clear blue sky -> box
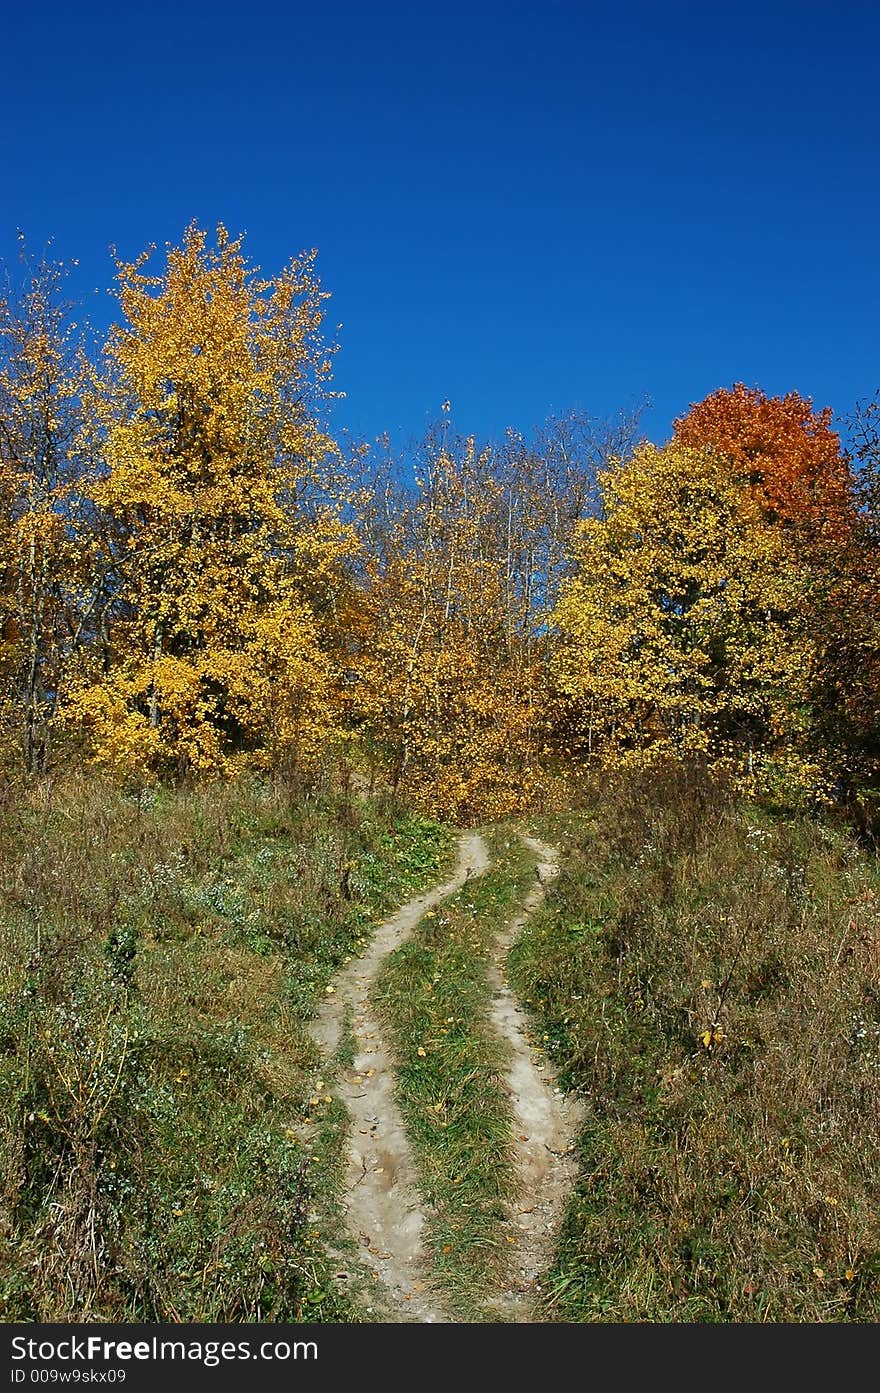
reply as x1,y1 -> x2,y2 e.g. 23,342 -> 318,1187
3,0 -> 878,451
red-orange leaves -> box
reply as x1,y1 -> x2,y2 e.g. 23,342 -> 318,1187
674,384 -> 854,546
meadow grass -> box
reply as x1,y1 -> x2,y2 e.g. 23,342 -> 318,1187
0,772 -> 450,1321
512,765 -> 880,1321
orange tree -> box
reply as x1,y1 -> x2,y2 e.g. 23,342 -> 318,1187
675,384 -> 869,798
674,383 -> 852,542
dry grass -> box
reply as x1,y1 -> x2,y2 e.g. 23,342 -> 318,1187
511,764 -> 880,1321
0,772 -> 449,1321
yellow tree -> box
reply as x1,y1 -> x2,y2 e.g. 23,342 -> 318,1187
0,246 -> 90,773
350,409 -> 643,820
552,441 -> 820,797
68,223 -> 352,780
353,433 -> 545,821
675,384 -> 869,798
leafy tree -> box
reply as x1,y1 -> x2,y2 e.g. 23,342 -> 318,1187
67,223 -> 351,780
823,389 -> 880,813
0,245 -> 91,773
354,433 -> 539,820
676,383 -> 875,802
674,382 -> 853,544
552,441 -> 820,797
351,410 -> 641,821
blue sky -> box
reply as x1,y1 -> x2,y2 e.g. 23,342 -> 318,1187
3,0 -> 878,451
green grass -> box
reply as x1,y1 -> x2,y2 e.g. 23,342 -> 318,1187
509,764 -> 880,1322
373,829 -> 537,1319
0,773 -> 451,1322
10,756 -> 875,1324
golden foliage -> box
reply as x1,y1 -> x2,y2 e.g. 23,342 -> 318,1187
0,249 -> 90,773
2,230 -> 878,821
67,223 -> 350,779
352,439 -> 548,821
552,441 -> 822,797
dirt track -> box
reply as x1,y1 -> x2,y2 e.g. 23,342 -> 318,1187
485,836 -> 585,1319
308,830 -> 582,1321
310,833 -> 489,1321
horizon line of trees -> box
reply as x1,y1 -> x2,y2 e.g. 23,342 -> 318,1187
3,223 -> 880,822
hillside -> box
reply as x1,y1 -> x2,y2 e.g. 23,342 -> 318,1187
2,767 -> 878,1323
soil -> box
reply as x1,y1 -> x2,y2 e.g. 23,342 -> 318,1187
307,829 -> 583,1322
484,835 -> 585,1319
309,833 -> 490,1322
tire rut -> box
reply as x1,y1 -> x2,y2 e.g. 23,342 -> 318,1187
308,832 -> 491,1322
484,834 -> 585,1321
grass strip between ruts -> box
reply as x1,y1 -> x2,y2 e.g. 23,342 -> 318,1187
373,829 -> 537,1320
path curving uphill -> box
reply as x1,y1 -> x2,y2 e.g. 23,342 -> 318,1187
485,835 -> 585,1320
309,832 -> 491,1322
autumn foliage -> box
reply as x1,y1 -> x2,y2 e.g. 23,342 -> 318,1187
551,441 -> 819,796
67,225 -> 352,780
673,383 -> 876,803
352,436 -> 546,820
0,249 -> 91,774
2,227 -> 879,820
674,383 -> 854,542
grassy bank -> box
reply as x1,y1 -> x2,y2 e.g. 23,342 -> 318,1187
0,774 -> 449,1321
374,831 -> 537,1319
511,767 -> 880,1321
